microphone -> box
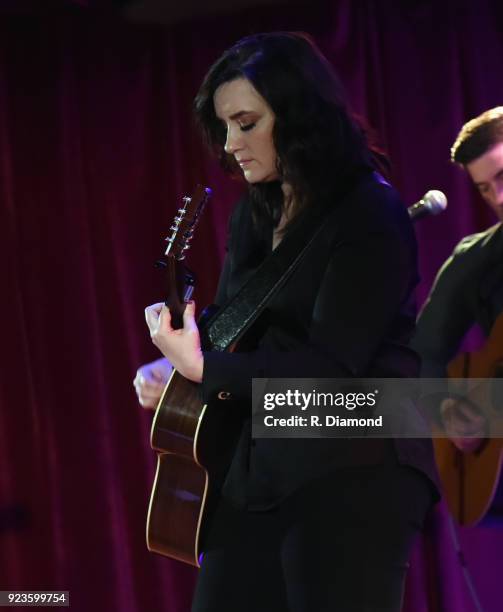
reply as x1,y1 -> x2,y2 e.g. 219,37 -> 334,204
408,190 -> 447,221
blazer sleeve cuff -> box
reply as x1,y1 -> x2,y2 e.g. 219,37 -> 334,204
201,350 -> 266,404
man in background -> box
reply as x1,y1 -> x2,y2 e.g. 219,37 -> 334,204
412,106 -> 503,452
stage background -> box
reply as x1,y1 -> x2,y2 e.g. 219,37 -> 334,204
1,1 -> 503,610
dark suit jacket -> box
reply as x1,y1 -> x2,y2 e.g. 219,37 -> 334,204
201,172 -> 440,510
412,223 -> 503,377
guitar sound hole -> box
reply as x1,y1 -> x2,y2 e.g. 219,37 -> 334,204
491,361 -> 503,414
492,362 -> 503,378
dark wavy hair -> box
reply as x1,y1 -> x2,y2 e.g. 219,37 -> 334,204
194,32 -> 373,229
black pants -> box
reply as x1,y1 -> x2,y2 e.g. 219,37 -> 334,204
192,464 -> 435,612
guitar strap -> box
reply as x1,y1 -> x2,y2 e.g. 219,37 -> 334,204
200,170 -> 378,352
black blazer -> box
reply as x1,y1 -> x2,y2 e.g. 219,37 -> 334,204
201,172 -> 440,510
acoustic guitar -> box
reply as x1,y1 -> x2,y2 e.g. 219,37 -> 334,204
433,312 -> 503,526
146,185 -> 243,566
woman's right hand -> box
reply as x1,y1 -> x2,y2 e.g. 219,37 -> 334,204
133,357 -> 173,410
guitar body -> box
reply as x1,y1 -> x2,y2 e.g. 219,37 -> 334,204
146,371 -> 243,566
147,453 -> 208,566
433,313 -> 503,526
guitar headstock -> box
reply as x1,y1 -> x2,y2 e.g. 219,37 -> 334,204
155,185 -> 211,329
164,185 -> 212,260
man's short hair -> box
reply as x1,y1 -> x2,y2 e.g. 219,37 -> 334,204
451,106 -> 503,165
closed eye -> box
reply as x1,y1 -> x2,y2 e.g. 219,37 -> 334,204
240,122 -> 256,132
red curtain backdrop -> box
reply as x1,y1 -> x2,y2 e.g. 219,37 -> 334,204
1,2 -> 503,611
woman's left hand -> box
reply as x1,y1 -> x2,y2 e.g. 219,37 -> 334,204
144,301 -> 203,383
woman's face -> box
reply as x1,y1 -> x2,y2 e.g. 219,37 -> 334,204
213,78 -> 279,183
